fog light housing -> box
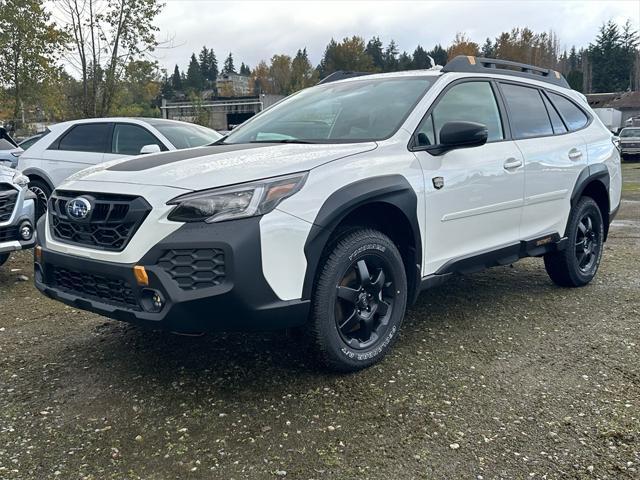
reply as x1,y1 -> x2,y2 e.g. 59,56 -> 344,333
19,221 -> 33,241
141,289 -> 165,313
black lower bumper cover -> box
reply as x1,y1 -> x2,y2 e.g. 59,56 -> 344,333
34,216 -> 309,332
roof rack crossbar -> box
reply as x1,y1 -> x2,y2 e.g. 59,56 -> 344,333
442,56 -> 570,88
317,71 -> 372,85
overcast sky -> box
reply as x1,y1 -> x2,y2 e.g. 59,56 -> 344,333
150,0 -> 638,71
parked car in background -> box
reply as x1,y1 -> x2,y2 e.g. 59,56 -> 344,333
0,166 -> 35,268
0,127 -> 23,169
18,131 -> 49,151
18,118 -> 222,217
619,127 -> 640,161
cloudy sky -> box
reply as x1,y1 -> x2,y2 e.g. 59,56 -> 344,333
151,0 -> 638,71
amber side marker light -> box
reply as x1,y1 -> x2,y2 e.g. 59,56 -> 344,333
133,265 -> 149,286
34,246 -> 42,263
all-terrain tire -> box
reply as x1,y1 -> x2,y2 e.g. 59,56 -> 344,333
309,228 -> 408,372
28,179 -> 51,219
544,196 -> 604,287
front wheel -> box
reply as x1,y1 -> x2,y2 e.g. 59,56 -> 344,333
309,228 -> 408,372
544,196 -> 604,287
28,179 -> 51,220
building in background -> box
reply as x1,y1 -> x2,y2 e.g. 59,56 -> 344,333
587,91 -> 640,129
160,94 -> 284,131
216,73 -> 251,97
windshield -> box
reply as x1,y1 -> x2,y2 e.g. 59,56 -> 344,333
153,122 -> 222,149
620,128 -> 640,137
223,77 -> 434,144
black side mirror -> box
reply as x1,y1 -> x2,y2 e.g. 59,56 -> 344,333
423,121 -> 488,155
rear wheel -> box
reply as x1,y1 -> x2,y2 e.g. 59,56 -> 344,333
28,179 -> 51,220
0,253 -> 9,267
309,228 -> 407,372
544,196 -> 604,287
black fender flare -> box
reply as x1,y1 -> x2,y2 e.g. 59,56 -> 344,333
570,163 -> 609,207
301,174 -> 422,301
569,163 -> 611,238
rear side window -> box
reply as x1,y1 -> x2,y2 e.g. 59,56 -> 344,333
547,92 -> 589,131
430,81 -> 504,143
56,123 -> 110,153
112,124 -> 162,155
542,93 -> 567,134
500,84 -> 553,139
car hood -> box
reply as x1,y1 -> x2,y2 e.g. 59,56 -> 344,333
67,142 -> 377,191
0,165 -> 16,183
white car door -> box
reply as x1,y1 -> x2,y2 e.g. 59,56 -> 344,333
40,122 -> 111,187
101,122 -> 167,163
412,80 -> 526,274
499,83 -> 589,240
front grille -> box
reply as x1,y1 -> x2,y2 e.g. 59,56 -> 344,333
157,249 -> 226,290
623,142 -> 640,148
51,266 -> 140,310
0,185 -> 18,223
49,190 -> 151,251
0,226 -> 18,242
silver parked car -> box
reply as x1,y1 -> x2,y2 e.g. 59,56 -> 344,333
0,127 -> 22,169
0,166 -> 36,267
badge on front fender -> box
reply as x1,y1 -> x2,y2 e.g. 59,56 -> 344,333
432,177 -> 444,190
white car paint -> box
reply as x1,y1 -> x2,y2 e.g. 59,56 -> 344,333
45,69 -> 621,302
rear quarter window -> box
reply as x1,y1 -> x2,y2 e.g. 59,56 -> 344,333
547,92 -> 589,131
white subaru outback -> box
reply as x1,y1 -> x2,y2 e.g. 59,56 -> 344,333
34,56 -> 622,371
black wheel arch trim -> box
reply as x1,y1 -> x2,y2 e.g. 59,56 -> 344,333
569,163 -> 611,239
301,174 -> 422,303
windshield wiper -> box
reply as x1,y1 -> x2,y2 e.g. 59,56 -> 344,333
249,139 -> 317,144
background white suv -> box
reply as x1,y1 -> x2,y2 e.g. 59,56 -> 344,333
34,56 -> 621,372
18,118 -> 221,216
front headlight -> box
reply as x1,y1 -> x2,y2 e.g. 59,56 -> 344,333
13,172 -> 29,188
167,172 -> 308,223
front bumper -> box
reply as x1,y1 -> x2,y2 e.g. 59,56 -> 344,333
34,216 -> 309,332
0,190 -> 36,254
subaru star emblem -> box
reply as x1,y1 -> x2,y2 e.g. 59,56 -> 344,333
67,197 -> 92,220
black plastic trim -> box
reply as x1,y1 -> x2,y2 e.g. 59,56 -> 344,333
301,175 -> 421,302
35,215 -> 309,332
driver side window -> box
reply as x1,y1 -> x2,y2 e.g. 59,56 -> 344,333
416,81 -> 504,147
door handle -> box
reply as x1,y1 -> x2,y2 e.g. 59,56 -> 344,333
503,158 -> 523,170
568,148 -> 583,160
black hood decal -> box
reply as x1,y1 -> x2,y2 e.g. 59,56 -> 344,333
107,143 -> 277,172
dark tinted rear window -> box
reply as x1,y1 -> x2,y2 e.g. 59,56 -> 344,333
57,123 -> 110,152
501,83 -> 553,139
548,92 -> 589,131
542,93 -> 567,134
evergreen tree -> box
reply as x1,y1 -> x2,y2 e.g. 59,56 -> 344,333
198,46 -> 218,87
171,64 -> 182,90
481,38 -> 495,57
365,36 -> 385,71
428,44 -> 448,66
397,51 -> 413,71
291,48 -> 317,90
239,62 -> 251,75
588,20 -> 638,92
318,36 -> 374,77
185,53 -> 204,91
223,53 -> 236,74
383,40 -> 399,72
412,45 -> 431,69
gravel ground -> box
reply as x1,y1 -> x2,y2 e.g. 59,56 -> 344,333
0,163 -> 639,480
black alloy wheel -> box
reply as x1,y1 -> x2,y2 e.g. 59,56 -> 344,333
574,211 -> 601,274
335,256 -> 395,349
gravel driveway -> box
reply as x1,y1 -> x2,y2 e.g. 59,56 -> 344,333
1,164 -> 638,479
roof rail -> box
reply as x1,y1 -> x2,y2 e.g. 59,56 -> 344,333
317,71 -> 372,85
442,55 -> 570,89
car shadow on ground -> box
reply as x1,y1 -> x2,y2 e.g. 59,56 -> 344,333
58,260 -> 557,395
